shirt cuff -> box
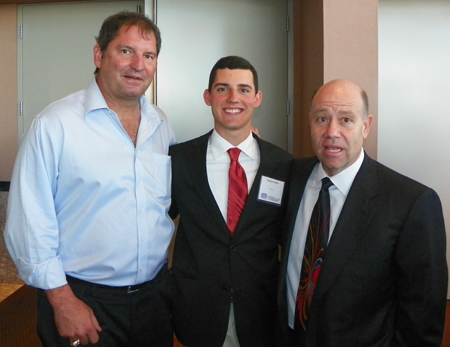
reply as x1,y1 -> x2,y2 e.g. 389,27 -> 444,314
19,256 -> 68,290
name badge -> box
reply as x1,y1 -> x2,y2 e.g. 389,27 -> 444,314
257,175 -> 285,206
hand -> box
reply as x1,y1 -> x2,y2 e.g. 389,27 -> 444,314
45,284 -> 102,345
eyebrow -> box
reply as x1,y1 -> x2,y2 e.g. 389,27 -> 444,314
337,110 -> 355,116
313,108 -> 355,116
118,44 -> 157,56
213,83 -> 253,90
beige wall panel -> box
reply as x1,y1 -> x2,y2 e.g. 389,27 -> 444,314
292,0 -> 378,159
0,5 -> 18,181
323,0 -> 378,159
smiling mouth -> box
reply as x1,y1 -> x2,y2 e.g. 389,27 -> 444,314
125,75 -> 143,82
224,108 -> 242,114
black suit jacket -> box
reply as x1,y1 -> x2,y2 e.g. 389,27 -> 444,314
278,154 -> 448,347
169,131 -> 292,347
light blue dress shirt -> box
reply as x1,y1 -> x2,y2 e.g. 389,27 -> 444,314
5,79 -> 176,290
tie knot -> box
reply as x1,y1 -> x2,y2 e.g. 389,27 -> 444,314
321,177 -> 333,191
228,148 -> 241,161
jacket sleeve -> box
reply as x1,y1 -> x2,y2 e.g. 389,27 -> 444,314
394,188 -> 448,347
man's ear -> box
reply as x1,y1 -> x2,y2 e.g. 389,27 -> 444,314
254,91 -> 263,108
93,44 -> 102,69
363,114 -> 374,139
203,89 -> 212,106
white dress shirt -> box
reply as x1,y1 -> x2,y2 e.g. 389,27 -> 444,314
206,130 -> 260,222
286,149 -> 365,328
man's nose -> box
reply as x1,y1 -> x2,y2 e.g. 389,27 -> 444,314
325,119 -> 340,137
227,89 -> 238,102
131,55 -> 144,71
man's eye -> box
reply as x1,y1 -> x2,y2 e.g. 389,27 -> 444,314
241,89 -> 250,93
343,118 -> 351,123
145,54 -> 155,60
122,49 -> 130,54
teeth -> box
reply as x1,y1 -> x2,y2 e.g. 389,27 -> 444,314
225,109 -> 241,114
327,148 -> 342,153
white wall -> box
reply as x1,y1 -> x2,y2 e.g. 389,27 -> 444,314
378,0 -> 450,297
152,0 -> 289,150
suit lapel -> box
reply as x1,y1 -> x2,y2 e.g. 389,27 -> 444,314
278,157 -> 318,328
313,155 -> 380,301
186,131 -> 230,235
279,158 -> 318,282
244,137 -> 277,205
233,135 -> 266,234
283,158 -> 318,243
234,136 -> 286,234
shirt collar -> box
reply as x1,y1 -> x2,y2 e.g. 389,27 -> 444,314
83,78 -> 159,121
84,78 -> 109,117
315,149 -> 365,196
209,130 -> 257,160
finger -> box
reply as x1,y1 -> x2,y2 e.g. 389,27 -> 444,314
91,311 -> 103,333
86,331 -> 100,345
85,312 -> 102,344
79,336 -> 90,345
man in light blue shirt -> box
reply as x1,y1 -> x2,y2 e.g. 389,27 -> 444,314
5,11 -> 175,347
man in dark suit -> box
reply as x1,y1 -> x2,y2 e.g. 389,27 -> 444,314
169,56 -> 292,347
278,79 -> 448,347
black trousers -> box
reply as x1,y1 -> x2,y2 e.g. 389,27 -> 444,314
37,266 -> 173,347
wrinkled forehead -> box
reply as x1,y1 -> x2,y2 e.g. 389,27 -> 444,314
312,86 -> 364,114
312,100 -> 360,112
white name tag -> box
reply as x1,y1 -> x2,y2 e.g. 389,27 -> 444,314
257,175 -> 285,206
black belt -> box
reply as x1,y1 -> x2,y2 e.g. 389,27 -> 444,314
66,265 -> 167,294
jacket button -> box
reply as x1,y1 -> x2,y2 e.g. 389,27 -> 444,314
230,245 -> 236,250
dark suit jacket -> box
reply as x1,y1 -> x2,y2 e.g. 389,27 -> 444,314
169,131 -> 292,347
277,154 -> 448,347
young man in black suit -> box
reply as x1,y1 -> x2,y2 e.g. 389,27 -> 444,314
169,56 -> 292,347
278,79 -> 447,347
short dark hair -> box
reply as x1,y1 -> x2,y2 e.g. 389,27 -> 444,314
208,56 -> 259,92
361,89 -> 369,118
94,11 -> 161,75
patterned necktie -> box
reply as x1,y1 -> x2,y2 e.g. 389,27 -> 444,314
296,177 -> 333,329
227,148 -> 248,235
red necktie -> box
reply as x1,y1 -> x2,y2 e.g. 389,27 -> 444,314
296,177 -> 333,329
227,148 -> 248,235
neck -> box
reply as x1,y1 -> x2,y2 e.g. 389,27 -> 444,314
216,128 -> 252,147
97,77 -> 142,115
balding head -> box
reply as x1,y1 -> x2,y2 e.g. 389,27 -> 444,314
309,79 -> 373,176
